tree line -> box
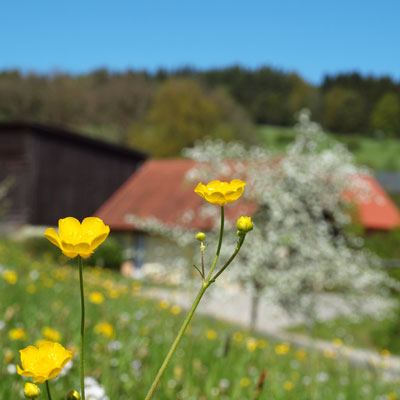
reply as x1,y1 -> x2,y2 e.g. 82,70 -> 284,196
0,67 -> 399,156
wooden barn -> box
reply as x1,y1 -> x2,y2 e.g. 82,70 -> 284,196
0,121 -> 147,227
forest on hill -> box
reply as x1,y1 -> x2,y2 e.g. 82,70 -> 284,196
1,67 -> 400,157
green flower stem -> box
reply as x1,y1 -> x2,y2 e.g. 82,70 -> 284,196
144,206 -> 225,400
78,256 -> 86,400
212,233 -> 246,281
206,205 -> 225,282
45,381 -> 52,400
144,282 -> 209,400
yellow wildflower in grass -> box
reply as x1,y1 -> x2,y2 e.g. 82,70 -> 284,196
283,381 -> 294,391
5,349 -> 14,364
89,291 -> 105,304
17,341 -> 72,383
233,332 -> 244,342
388,392 -> 398,400
257,339 -> 267,349
170,305 -> 182,315
275,343 -> 290,355
94,322 -> 115,339
159,299 -> 170,310
108,289 -> 120,299
239,377 -> 250,388
44,216 -> 110,258
2,269 -> 18,284
9,328 -> 27,341
26,284 -> 36,294
42,327 -> 62,342
206,329 -> 217,340
24,382 -> 41,399
381,349 -> 391,358
35,339 -> 49,348
323,348 -> 338,359
173,365 -> 184,378
332,338 -> 343,348
246,338 -> 257,352
295,349 -> 307,361
194,179 -> 246,206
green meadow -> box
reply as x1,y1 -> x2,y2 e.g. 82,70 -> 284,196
258,125 -> 400,171
0,237 -> 399,400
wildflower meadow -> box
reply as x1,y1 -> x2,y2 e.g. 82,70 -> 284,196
1,173 -> 400,400
0,119 -> 399,400
1,238 -> 399,400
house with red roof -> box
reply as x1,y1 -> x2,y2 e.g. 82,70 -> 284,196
96,159 -> 400,232
95,159 -> 400,268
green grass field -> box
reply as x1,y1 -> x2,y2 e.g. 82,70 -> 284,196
258,125 -> 400,171
0,238 -> 399,399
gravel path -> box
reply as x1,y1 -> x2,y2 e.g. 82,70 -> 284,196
143,285 -> 400,377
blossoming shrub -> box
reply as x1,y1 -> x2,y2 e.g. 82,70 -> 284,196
131,110 -> 398,329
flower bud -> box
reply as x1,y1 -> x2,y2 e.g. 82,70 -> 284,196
237,216 -> 253,233
195,232 -> 206,242
24,383 -> 40,399
66,390 -> 81,400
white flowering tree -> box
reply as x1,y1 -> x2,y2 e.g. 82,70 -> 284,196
131,110 -> 398,328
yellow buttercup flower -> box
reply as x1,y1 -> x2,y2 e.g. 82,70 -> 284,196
24,382 -> 41,399
275,343 -> 290,355
206,329 -> 217,340
194,179 -> 246,206
295,349 -> 307,361
2,269 -> 18,284
9,328 -> 27,341
94,322 -> 115,339
159,299 -> 170,309
89,291 -> 105,304
170,305 -> 182,315
239,377 -> 250,388
246,338 -> 257,352
42,327 -> 62,342
17,341 -> 72,383
44,217 -> 110,259
283,381 -> 294,391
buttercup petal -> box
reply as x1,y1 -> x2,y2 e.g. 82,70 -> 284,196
82,217 -> 110,250
44,228 -> 61,250
62,250 -> 78,258
47,367 -> 62,380
61,241 -> 91,257
20,346 -> 39,370
33,375 -> 47,384
204,192 -> 227,205
17,365 -> 34,378
79,252 -> 93,259
59,217 -> 81,244
194,182 -> 206,198
229,179 -> 246,190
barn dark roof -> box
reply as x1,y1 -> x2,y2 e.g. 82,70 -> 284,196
0,120 -> 147,160
0,120 -> 147,226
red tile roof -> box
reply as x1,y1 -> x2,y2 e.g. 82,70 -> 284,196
95,160 -> 400,232
345,175 -> 400,230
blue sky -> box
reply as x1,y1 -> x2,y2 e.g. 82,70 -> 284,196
1,0 -> 399,84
